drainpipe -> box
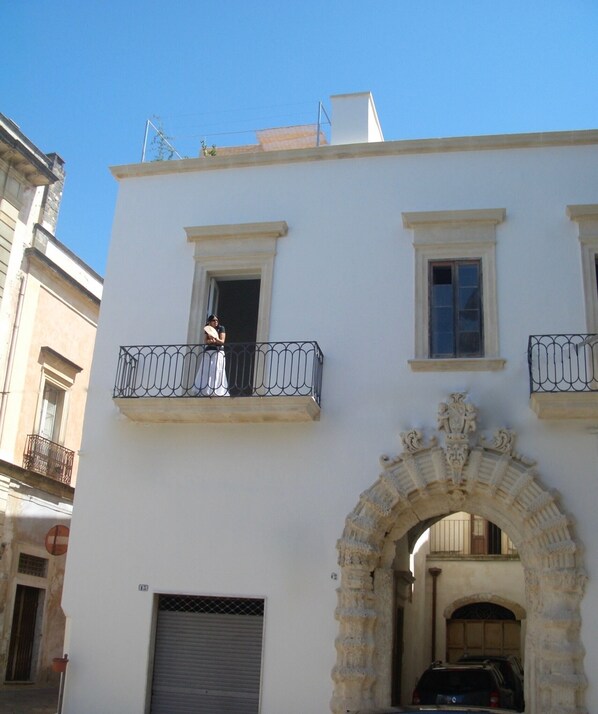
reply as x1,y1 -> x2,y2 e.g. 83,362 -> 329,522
429,567 -> 442,662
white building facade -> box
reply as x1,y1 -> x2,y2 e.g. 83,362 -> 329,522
62,93 -> 598,714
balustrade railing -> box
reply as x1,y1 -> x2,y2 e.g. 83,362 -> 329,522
113,341 -> 323,404
23,434 -> 74,485
429,519 -> 517,556
528,334 -> 598,393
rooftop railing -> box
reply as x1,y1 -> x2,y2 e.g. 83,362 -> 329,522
528,334 -> 598,393
113,341 -> 323,404
23,434 -> 74,485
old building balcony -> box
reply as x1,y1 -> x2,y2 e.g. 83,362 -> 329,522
113,341 -> 323,423
528,334 -> 598,418
23,434 -> 74,485
429,518 -> 518,558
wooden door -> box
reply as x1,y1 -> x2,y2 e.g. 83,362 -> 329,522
6,585 -> 41,681
446,619 -> 521,662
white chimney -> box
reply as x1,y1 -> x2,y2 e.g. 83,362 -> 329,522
330,92 -> 384,146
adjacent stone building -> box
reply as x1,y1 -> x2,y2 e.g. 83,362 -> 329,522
0,115 -> 102,687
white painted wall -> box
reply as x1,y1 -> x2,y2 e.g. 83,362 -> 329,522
62,135 -> 598,714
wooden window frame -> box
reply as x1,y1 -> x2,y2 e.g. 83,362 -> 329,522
429,259 -> 484,359
402,209 -> 505,372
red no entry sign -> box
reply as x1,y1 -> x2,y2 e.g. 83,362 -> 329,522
45,525 -> 70,556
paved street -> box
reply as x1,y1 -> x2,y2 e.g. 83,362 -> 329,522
0,687 -> 58,714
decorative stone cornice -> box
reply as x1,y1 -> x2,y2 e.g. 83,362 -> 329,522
185,221 -> 288,243
110,129 -> 598,180
402,208 -> 506,229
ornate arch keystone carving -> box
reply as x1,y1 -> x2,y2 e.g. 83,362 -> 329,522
332,394 -> 587,714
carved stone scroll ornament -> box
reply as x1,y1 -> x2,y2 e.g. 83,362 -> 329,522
480,427 -> 516,455
399,429 -> 437,454
400,429 -> 425,454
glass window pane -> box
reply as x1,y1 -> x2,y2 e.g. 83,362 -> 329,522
432,265 -> 453,286
39,383 -> 65,442
432,306 -> 453,332
458,331 -> 481,356
457,261 -> 482,357
458,263 -> 479,287
429,259 -> 483,358
458,309 -> 480,331
432,331 -> 454,357
433,284 -> 453,307
458,286 -> 480,310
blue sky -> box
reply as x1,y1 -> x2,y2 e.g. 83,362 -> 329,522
4,1 -> 598,275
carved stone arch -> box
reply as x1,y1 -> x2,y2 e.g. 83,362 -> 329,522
444,594 -> 527,621
331,394 -> 587,714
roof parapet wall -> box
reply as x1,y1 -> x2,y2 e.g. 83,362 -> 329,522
110,127 -> 598,180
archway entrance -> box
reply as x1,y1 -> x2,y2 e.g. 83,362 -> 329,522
332,394 -> 587,714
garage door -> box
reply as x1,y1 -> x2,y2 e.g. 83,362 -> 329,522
150,594 -> 265,714
446,618 -> 521,662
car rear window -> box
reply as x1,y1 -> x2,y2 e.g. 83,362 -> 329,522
419,669 -> 492,692
461,658 -> 514,687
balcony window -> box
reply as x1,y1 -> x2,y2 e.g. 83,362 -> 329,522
186,221 -> 287,347
38,381 -> 65,442
23,347 -> 80,482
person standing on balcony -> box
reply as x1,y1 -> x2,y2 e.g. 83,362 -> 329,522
194,315 -> 229,396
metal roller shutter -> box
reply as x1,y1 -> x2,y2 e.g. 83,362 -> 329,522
150,595 -> 264,714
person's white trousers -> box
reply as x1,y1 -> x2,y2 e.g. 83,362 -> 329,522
194,350 -> 229,396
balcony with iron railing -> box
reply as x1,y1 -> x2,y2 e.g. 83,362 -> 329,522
113,341 -> 324,423
23,434 -> 74,485
429,519 -> 518,558
528,334 -> 598,418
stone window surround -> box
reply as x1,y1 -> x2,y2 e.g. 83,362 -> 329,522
567,204 -> 598,333
402,208 -> 506,372
34,347 -> 81,444
185,221 -> 288,345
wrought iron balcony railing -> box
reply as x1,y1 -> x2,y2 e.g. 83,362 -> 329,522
429,519 -> 517,556
23,434 -> 74,485
113,341 -> 324,404
528,334 -> 598,393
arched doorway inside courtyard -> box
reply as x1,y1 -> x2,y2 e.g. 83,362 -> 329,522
445,599 -> 523,663
331,394 -> 587,714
